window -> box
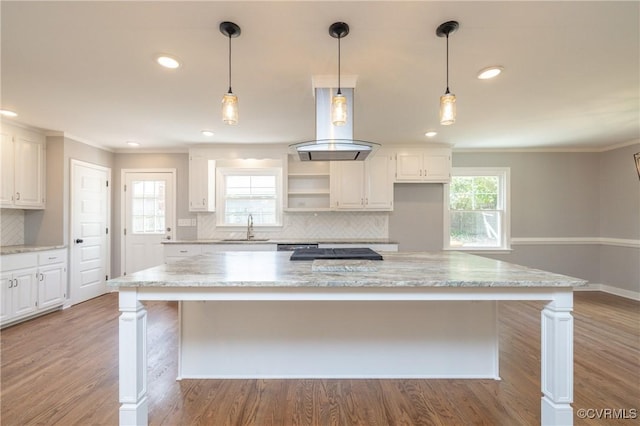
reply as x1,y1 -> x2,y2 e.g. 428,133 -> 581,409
444,167 -> 510,250
131,180 -> 166,234
216,167 -> 282,226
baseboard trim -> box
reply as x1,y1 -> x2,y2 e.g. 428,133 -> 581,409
574,283 -> 640,301
511,237 -> 640,248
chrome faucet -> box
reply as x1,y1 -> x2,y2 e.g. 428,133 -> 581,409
246,213 -> 254,240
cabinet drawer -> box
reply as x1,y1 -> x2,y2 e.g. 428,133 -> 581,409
1,253 -> 38,271
164,245 -> 202,257
38,249 -> 67,266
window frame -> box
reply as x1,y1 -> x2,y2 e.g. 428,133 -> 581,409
215,167 -> 283,228
443,167 -> 511,252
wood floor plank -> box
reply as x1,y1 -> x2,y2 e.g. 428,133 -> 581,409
1,291 -> 638,425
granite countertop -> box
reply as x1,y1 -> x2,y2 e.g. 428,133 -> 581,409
163,239 -> 398,245
108,251 -> 586,289
1,245 -> 67,255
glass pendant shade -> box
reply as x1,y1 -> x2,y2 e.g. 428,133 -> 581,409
221,92 -> 238,125
439,92 -> 456,125
331,93 -> 347,126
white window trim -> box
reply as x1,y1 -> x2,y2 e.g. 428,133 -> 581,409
443,167 -> 511,251
215,167 -> 283,228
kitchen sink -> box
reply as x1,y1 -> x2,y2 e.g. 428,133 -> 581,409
221,238 -> 270,242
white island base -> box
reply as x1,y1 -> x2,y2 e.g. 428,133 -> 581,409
111,251 -> 583,426
180,300 -> 499,379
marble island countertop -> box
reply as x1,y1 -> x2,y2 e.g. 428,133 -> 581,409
1,244 -> 67,255
163,238 -> 397,245
108,251 -> 587,289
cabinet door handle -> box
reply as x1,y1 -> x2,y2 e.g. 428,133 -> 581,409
202,198 -> 206,206
75,239 -> 84,244
8,279 -> 13,289
15,192 -> 20,200
39,273 -> 44,281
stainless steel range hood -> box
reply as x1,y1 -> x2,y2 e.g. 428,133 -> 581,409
291,88 -> 380,161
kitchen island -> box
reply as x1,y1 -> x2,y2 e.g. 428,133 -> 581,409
108,250 -> 586,426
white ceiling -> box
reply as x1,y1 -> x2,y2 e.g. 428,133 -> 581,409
2,1 -> 638,152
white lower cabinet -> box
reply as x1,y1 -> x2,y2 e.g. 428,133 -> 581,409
164,243 -> 278,263
37,249 -> 67,310
1,267 -> 38,323
164,244 -> 202,264
1,249 -> 67,327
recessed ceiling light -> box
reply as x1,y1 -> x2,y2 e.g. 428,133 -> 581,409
0,109 -> 18,118
156,55 -> 181,69
201,130 -> 215,137
425,131 -> 438,138
126,141 -> 140,147
477,66 -> 503,80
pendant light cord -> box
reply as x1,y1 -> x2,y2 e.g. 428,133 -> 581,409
228,35 -> 232,94
445,34 -> 450,94
337,35 -> 342,95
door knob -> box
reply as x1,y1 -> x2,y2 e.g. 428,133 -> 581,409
75,239 -> 84,244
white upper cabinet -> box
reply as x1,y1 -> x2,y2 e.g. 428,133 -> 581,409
0,124 -> 46,209
0,131 -> 15,206
331,150 -> 394,211
395,147 -> 451,183
188,155 -> 215,212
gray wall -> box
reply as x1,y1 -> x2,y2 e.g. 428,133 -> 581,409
25,136 -> 114,246
389,144 -> 640,295
111,153 -> 193,276
389,184 -> 443,251
598,143 -> 640,292
453,151 -> 600,238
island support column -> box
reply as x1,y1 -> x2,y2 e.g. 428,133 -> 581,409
541,291 -> 573,425
119,288 -> 148,426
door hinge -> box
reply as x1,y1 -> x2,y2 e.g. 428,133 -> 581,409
124,184 -> 127,192
124,228 -> 127,236
106,227 -> 109,235
105,275 -> 108,281
106,180 -> 109,187
35,301 -> 38,307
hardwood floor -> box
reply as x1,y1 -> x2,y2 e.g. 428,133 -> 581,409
1,292 -> 638,425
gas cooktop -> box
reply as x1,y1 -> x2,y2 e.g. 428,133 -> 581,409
290,247 -> 383,261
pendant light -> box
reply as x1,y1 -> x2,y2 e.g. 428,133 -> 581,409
436,21 -> 459,126
220,21 -> 241,125
329,22 -> 349,126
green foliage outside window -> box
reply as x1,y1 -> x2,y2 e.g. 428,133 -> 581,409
449,176 -> 501,247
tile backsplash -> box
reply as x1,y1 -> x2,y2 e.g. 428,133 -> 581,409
197,211 -> 388,240
1,209 -> 25,246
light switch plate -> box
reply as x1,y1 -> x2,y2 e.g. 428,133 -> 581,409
178,218 -> 192,227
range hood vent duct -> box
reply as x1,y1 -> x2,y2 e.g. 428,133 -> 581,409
290,88 -> 380,161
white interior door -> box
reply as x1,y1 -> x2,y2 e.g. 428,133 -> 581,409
70,160 -> 110,304
123,171 -> 175,275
